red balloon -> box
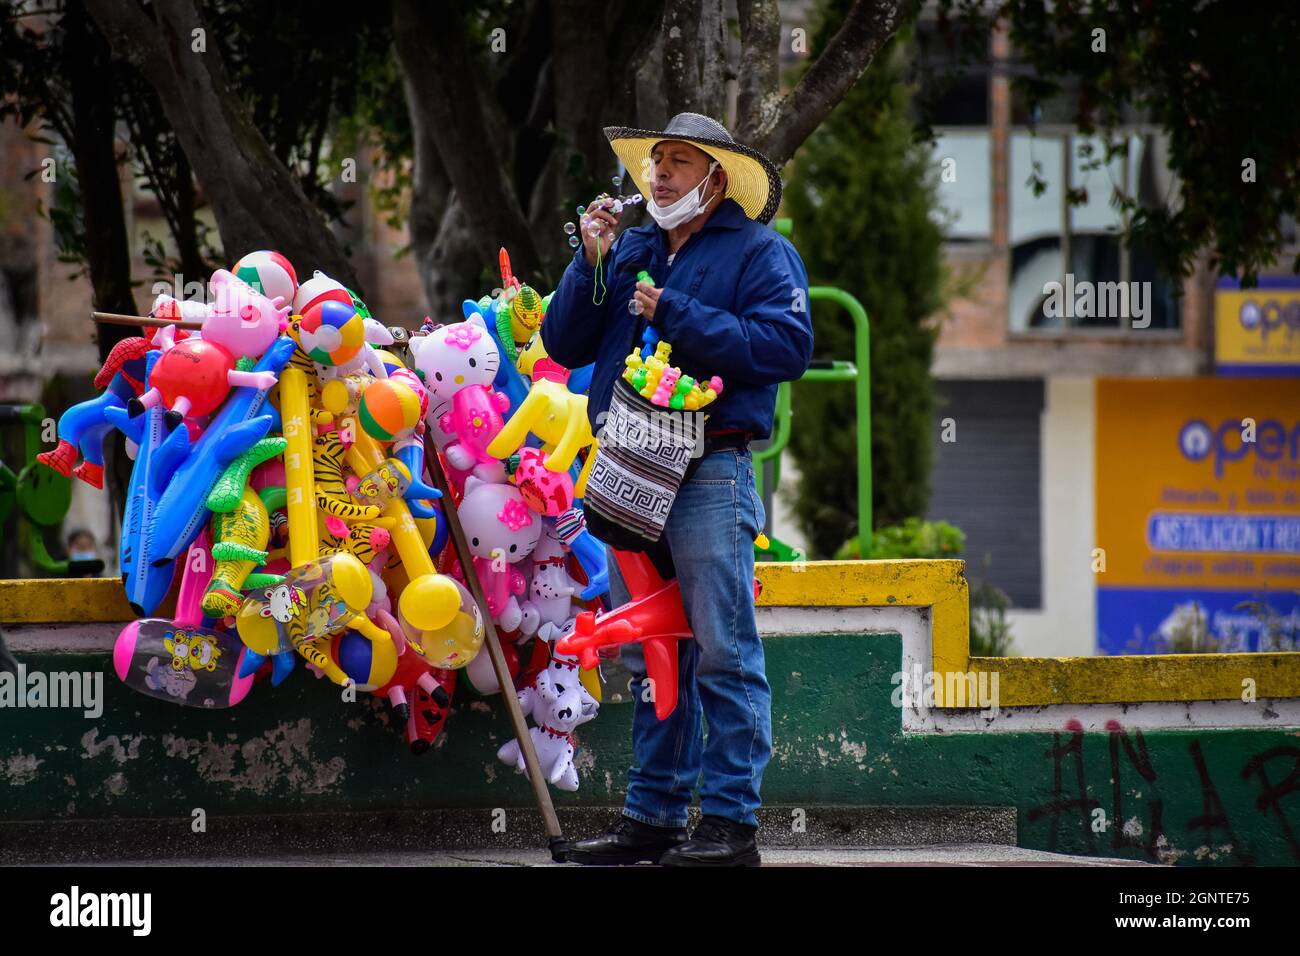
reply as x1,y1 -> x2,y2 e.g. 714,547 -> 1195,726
151,338 -> 235,418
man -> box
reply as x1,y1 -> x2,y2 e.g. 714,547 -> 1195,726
541,112 -> 813,867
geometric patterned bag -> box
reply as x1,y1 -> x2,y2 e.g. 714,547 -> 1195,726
580,376 -> 707,553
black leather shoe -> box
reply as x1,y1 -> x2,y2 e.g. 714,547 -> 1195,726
564,815 -> 688,866
658,815 -> 761,867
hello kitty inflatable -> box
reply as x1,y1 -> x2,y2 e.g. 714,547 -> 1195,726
409,310 -> 502,449
456,476 -> 542,634
135,269 -> 290,427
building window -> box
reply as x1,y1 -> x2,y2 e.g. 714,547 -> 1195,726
1009,130 -> 1181,333
932,130 -> 992,241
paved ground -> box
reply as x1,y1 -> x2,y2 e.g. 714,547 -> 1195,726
74,844 -> 1156,867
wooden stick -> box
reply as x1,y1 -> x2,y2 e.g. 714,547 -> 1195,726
92,311 -> 204,331
422,432 -> 568,858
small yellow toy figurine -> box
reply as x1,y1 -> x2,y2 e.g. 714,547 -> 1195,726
621,338 -> 724,410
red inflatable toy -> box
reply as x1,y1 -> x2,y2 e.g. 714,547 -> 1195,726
556,550 -> 761,721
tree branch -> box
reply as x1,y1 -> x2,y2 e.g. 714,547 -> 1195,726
738,0 -> 916,167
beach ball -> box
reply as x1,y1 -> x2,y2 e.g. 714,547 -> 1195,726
293,270 -> 352,315
388,367 -> 429,419
372,349 -> 406,376
231,250 -> 297,306
359,378 -> 422,441
333,629 -> 398,692
298,299 -> 365,367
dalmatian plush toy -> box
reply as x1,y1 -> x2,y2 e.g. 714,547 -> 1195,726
522,520 -> 587,644
496,651 -> 599,791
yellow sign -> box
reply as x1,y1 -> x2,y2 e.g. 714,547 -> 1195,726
1214,280 -> 1300,372
1095,378 -> 1300,653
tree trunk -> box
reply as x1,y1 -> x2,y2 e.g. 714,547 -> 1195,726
84,0 -> 360,290
735,0 -> 916,167
392,0 -> 545,288
427,198 -> 485,323
662,0 -> 728,120
63,0 -> 136,355
62,0 -> 138,525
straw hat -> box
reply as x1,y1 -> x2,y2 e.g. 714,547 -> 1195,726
603,112 -> 783,224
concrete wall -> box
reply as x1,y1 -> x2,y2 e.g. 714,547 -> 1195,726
4,564 -> 1300,865
1007,376 -> 1096,656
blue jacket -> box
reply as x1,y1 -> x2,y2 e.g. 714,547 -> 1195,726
541,197 -> 813,440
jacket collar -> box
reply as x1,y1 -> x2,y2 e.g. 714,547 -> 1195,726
648,196 -> 749,260
669,196 -> 748,234
696,196 -> 749,231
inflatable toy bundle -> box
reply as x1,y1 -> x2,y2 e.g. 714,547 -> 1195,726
41,249 -> 641,790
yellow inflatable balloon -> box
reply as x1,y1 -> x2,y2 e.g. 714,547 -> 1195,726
404,577 -> 484,669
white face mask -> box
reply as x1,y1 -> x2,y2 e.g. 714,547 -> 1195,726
647,160 -> 720,230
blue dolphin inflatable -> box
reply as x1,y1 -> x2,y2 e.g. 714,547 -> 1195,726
106,352 -> 190,616
150,336 -> 297,568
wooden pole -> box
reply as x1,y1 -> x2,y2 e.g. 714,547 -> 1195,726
92,311 -> 204,331
422,431 -> 568,859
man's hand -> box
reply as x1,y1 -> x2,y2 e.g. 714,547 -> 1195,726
581,195 -> 621,268
632,280 -> 663,320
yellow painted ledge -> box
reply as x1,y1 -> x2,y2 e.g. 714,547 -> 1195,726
971,653 -> 1300,707
0,577 -> 138,624
6,563 -> 1300,707
757,560 -> 1300,706
756,559 -> 971,679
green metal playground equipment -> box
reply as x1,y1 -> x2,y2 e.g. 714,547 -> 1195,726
754,219 -> 872,561
0,402 -> 104,577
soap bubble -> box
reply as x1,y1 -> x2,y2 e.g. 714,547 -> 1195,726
628,298 -> 644,315
568,236 -> 580,248
576,204 -> 586,215
612,175 -> 623,189
563,221 -> 576,235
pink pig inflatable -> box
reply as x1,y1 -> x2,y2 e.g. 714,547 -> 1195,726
134,269 -> 290,428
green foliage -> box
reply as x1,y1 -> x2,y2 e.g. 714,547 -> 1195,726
970,574 -> 1015,657
834,518 -> 965,561
33,151 -> 88,278
938,0 -> 1300,283
784,9 -> 946,558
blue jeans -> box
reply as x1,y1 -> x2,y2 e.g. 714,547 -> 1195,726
610,447 -> 771,829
